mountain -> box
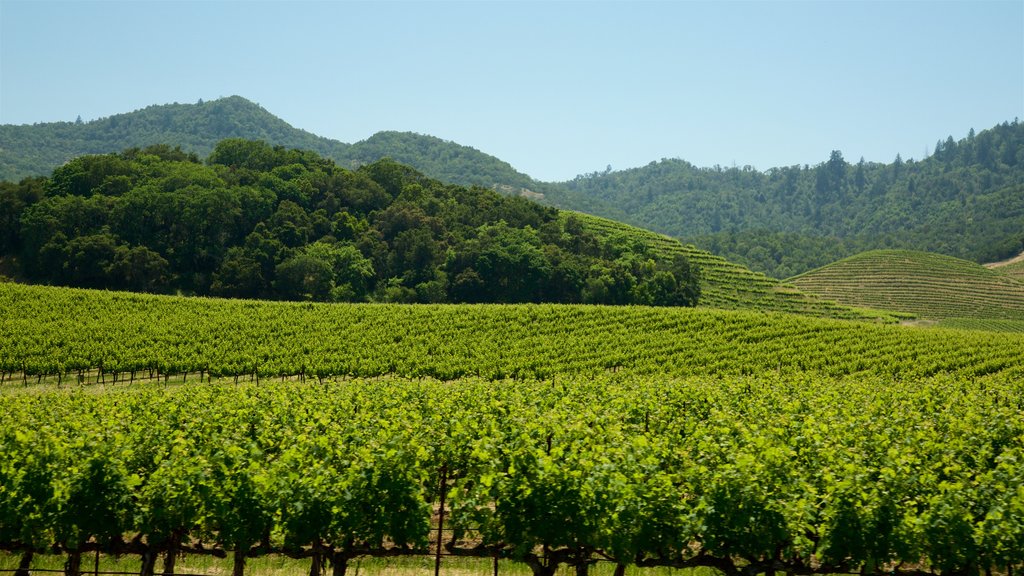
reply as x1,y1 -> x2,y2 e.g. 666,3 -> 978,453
552,123 -> 1024,277
0,96 -> 547,198
0,96 -> 350,180
789,250 -> 1024,328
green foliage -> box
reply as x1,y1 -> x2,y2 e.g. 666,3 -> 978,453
789,249 -> 1024,321
2,141 -> 700,307
1,280 -> 1024,572
554,121 -> 1024,277
1,282 -> 1021,381
1,376 -> 1023,574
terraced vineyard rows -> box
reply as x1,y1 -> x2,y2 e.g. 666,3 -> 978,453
790,250 -> 1024,322
568,212 -> 902,321
991,257 -> 1024,281
2,283 -> 1020,382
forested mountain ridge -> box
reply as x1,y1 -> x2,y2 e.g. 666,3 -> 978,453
0,96 -> 547,197
341,130 -> 550,197
0,140 -> 700,307
554,122 -> 1024,277
0,96 -> 350,180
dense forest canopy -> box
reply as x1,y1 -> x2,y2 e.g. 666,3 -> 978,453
0,140 -> 699,306
554,122 -> 1024,277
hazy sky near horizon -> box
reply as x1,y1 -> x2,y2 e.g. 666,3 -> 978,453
2,0 -> 1022,181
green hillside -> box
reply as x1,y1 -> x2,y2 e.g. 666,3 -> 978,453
0,97 -> 546,197
6,96 -> 1021,281
0,141 -> 701,308
569,212 -> 901,322
0,96 -> 351,180
1,282 -> 1018,381
554,123 -> 1024,277
343,130 -> 548,195
790,249 -> 1024,324
988,253 -> 1024,280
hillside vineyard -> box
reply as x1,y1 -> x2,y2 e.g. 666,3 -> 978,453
790,250 -> 1024,324
1,283 -> 1024,576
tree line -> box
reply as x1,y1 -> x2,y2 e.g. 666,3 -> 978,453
555,121 -> 1024,278
0,140 -> 699,306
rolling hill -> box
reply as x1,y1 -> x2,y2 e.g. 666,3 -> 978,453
0,137 -> 892,321
986,251 -> 1024,280
569,212 -> 901,322
789,250 -> 1024,329
0,96 -> 546,197
553,123 -> 1024,277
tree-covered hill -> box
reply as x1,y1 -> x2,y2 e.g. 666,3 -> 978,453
0,96 -> 351,181
0,96 -> 547,197
0,141 -> 699,307
343,130 -> 548,195
789,249 -> 1024,326
552,122 -> 1024,277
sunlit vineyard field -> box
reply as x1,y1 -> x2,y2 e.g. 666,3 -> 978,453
1,283 -> 1018,382
790,250 -> 1024,324
2,282 -> 1023,576
990,257 -> 1024,281
568,213 -> 905,322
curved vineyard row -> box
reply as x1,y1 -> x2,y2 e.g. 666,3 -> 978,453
990,257 -> 1024,281
566,212 -> 902,321
790,250 -> 1024,322
1,376 -> 1022,576
936,318 -> 1024,333
1,283 -> 1022,382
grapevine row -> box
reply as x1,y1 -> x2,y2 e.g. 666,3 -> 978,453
1,375 -> 1022,576
2,283 -> 1021,383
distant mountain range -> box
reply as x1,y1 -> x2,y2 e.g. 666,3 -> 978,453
559,123 -> 1024,277
0,96 -> 543,195
3,96 -> 1021,278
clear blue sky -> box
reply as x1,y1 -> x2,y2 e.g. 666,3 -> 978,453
2,0 -> 1022,181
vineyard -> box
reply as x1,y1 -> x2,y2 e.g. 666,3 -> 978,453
988,257 -> 1024,281
1,283 -> 1020,382
568,213 -> 904,322
2,282 -> 1024,576
934,318 -> 1024,333
789,250 -> 1024,327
